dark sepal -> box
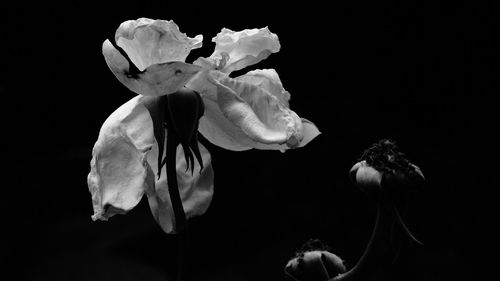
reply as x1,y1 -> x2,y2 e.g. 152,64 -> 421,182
167,87 -> 203,143
190,131 -> 204,173
165,87 -> 205,175
143,95 -> 167,179
181,142 -> 195,174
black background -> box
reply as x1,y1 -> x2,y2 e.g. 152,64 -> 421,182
2,1 -> 498,280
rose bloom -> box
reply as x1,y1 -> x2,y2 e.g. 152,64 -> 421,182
89,18 -> 320,233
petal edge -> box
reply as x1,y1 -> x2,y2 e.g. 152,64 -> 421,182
87,96 -> 156,221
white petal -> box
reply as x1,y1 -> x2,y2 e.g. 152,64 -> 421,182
147,142 -> 214,234
192,56 -> 217,70
235,69 -> 290,107
215,76 -> 297,146
103,40 -> 202,96
299,118 -> 321,148
186,71 -> 252,151
87,96 -> 155,221
188,70 -> 319,151
88,96 -> 215,233
115,18 -> 203,71
198,98 -> 255,151
185,69 -> 227,100
210,27 -> 280,73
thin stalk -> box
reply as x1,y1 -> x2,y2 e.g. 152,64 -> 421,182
330,202 -> 396,281
166,136 -> 188,281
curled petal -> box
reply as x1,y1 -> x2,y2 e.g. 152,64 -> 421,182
87,96 -> 214,233
115,18 -> 203,71
216,76 -> 300,146
188,70 -> 319,151
187,71 -> 255,151
103,39 -> 202,96
87,96 -> 155,221
147,142 -> 214,234
235,69 -> 290,107
210,27 -> 280,73
198,97 -> 255,151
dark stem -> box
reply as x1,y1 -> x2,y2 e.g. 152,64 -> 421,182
166,135 -> 188,281
330,202 -> 396,281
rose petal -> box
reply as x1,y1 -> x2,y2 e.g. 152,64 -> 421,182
88,96 -> 214,232
210,27 -> 280,73
186,71 -> 252,150
235,69 -> 290,107
192,56 -> 217,70
115,18 -> 203,71
147,142 -> 214,234
216,76 -> 300,146
198,97 -> 255,151
103,39 -> 202,96
88,96 -> 155,221
188,70 -> 319,151
299,118 -> 321,148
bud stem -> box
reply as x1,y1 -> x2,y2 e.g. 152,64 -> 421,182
330,200 -> 396,281
166,134 -> 188,281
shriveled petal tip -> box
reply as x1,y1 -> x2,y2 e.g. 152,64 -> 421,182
349,160 -> 383,190
147,142 -> 214,234
115,18 -> 203,71
210,27 -> 280,73
299,118 -> 321,148
88,96 -> 155,221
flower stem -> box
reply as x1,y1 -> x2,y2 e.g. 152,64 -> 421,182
166,136 -> 188,281
330,201 -> 396,281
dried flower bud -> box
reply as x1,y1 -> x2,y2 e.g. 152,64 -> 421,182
285,239 -> 345,281
350,139 -> 424,199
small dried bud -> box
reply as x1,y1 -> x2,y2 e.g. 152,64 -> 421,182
350,139 -> 424,199
285,239 -> 345,281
